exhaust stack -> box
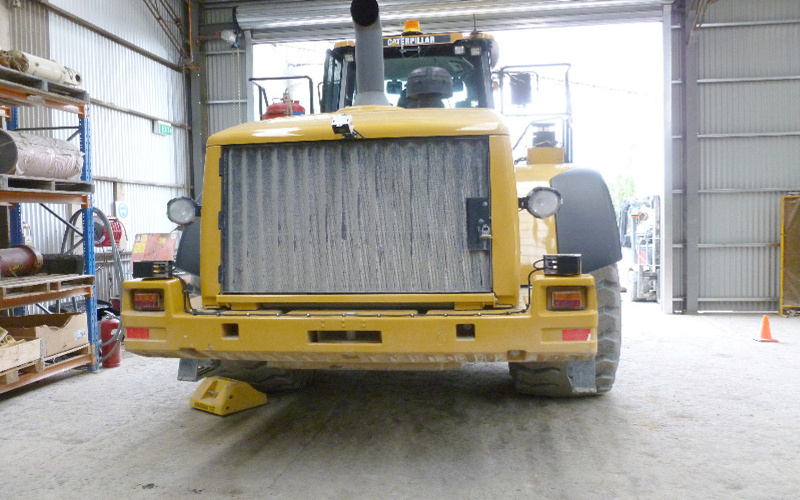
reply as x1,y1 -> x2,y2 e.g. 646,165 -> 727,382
351,0 -> 390,106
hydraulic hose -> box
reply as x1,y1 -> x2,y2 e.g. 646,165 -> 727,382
60,207 -> 125,363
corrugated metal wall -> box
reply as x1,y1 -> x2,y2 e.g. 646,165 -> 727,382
669,0 -> 800,312
202,8 -> 248,136
230,0 -> 670,42
7,0 -> 190,302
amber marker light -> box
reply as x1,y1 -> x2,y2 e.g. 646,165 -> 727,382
403,20 -> 422,35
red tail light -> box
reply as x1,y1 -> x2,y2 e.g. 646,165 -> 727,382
132,291 -> 163,311
547,287 -> 587,311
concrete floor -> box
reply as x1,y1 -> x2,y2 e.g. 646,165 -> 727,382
1,301 -> 798,499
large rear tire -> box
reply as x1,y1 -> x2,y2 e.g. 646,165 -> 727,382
509,264 -> 622,396
210,361 -> 314,393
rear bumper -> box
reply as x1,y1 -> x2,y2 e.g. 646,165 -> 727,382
121,276 -> 598,370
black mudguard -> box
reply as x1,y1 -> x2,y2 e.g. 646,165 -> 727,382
175,220 -> 201,276
551,168 -> 622,273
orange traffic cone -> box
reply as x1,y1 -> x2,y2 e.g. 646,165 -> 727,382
755,315 -> 778,342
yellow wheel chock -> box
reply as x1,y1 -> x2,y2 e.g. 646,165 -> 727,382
190,376 -> 267,416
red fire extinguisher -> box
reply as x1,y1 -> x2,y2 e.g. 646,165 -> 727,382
262,90 -> 305,120
100,316 -> 122,368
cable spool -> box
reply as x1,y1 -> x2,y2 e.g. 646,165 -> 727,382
0,130 -> 84,179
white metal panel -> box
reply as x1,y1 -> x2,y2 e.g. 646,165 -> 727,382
700,138 -> 800,190
8,1 -> 52,130
49,0 -> 184,63
51,106 -> 189,186
206,51 -> 247,103
202,9 -> 247,136
209,106 -> 246,137
233,0 -> 670,42
20,203 -> 74,255
672,0 -> 800,312
700,25 -> 800,79
698,247 -> 780,311
701,193 -> 781,245
206,50 -> 248,135
7,0 -> 49,56
122,184 -> 186,236
48,15 -> 186,123
92,180 -> 116,220
700,81 -> 799,136
701,0 -> 800,24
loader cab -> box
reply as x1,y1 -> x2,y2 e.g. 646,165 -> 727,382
321,29 -> 497,112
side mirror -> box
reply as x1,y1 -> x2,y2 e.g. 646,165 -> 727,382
386,80 -> 403,95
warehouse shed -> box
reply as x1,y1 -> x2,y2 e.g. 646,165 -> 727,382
198,0 -> 800,314
3,0 -> 794,313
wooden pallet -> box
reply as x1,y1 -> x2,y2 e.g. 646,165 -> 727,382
0,357 -> 45,384
0,274 -> 94,299
0,66 -> 88,102
0,337 -> 43,375
0,274 -> 94,310
0,344 -> 94,394
0,174 -> 93,195
44,343 -> 93,363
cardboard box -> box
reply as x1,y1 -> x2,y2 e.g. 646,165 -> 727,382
0,313 -> 89,358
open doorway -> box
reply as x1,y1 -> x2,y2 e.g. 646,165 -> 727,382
253,22 -> 664,201
252,23 -> 665,302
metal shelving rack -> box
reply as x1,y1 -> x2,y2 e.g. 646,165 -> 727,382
0,68 -> 98,393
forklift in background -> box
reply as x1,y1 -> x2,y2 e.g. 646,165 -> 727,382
619,196 -> 660,302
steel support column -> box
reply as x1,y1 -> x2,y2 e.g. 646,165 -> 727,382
79,112 -> 99,371
188,0 -> 206,198
661,4 -> 674,313
245,30 -> 255,123
683,8 -> 701,313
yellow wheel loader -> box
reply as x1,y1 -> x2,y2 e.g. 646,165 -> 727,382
122,0 -> 622,397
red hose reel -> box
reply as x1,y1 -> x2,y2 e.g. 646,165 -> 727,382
93,216 -> 124,247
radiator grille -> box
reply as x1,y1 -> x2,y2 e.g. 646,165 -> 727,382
221,137 -> 491,294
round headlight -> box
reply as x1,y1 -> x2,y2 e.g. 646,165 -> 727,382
167,197 -> 201,225
525,187 -> 562,219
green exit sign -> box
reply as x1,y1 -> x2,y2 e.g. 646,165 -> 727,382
153,120 -> 173,136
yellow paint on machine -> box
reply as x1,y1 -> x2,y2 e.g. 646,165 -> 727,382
121,106 -> 599,369
123,272 -> 598,368
190,376 -> 267,416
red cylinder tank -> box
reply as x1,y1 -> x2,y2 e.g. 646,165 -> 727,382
0,245 -> 43,277
101,316 -> 122,368
262,98 -> 305,120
